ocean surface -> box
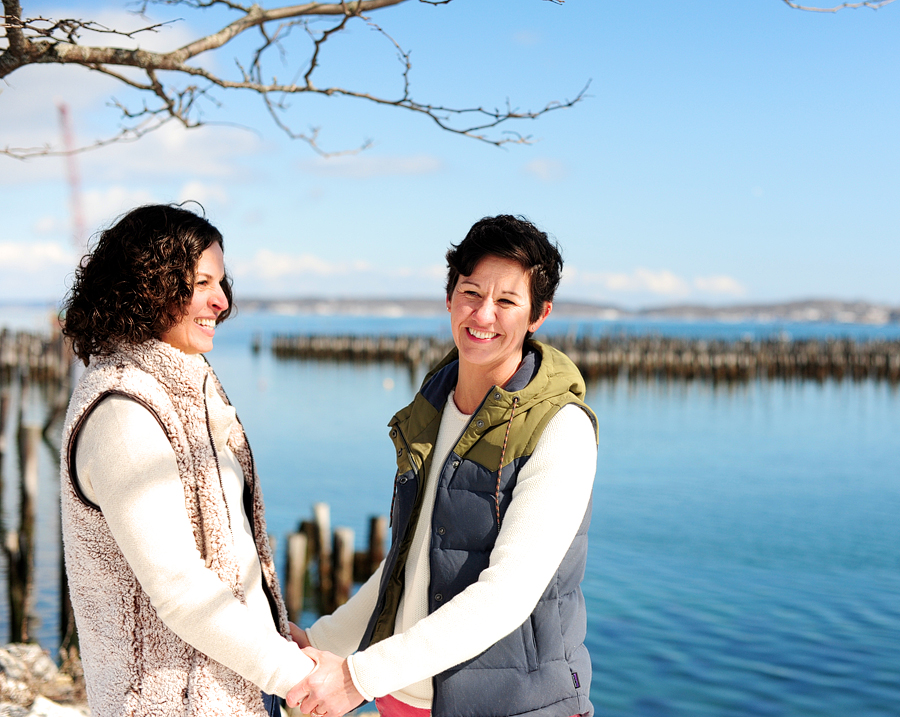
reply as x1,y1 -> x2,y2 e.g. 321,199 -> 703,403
2,308 -> 899,716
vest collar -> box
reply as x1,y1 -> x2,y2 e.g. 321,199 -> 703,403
104,338 -> 210,398
421,343 -> 542,411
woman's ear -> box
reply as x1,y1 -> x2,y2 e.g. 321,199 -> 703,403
529,301 -> 552,333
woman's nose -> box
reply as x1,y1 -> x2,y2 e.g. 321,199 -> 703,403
211,285 -> 229,312
473,297 -> 495,322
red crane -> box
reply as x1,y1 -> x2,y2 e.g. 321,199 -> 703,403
57,103 -> 87,255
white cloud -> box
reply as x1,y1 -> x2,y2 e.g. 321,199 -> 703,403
576,268 -> 692,297
0,241 -> 78,301
523,158 -> 566,182
233,250 -> 366,280
0,242 -> 75,271
0,3 -> 204,174
1,2 -> 258,187
80,123 -> 262,182
1,85 -> 261,185
693,275 -> 747,296
90,11 -> 197,51
302,154 -> 443,179
565,265 -> 749,304
229,249 -> 446,296
82,186 -> 158,233
179,181 -> 229,208
34,215 -> 62,234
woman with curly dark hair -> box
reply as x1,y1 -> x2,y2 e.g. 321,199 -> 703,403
59,204 -> 314,717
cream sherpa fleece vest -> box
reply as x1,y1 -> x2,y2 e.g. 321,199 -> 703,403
61,339 -> 288,717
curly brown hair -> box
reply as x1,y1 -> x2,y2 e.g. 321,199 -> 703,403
62,204 -> 233,364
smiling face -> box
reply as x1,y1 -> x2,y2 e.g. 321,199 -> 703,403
447,254 -> 551,386
160,242 -> 228,355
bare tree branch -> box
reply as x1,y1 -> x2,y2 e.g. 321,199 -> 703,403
1,0 -> 586,158
781,0 -> 897,10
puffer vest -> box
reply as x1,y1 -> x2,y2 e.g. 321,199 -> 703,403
360,341 -> 598,717
60,339 -> 288,717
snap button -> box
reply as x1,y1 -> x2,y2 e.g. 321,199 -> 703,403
493,392 -> 501,400
398,476 -> 408,485
476,419 -> 484,429
452,460 -> 460,469
434,593 -> 443,602
437,526 -> 446,535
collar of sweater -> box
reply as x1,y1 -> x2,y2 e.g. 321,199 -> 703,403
100,339 -> 237,450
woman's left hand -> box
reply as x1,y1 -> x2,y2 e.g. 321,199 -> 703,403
286,647 -> 364,717
289,622 -> 311,648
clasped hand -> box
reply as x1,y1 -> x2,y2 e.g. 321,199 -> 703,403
286,624 -> 364,717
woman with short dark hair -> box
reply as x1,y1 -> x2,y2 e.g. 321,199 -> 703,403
61,204 -> 314,717
291,215 -> 598,717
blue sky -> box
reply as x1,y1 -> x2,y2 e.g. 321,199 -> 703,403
2,0 -> 898,308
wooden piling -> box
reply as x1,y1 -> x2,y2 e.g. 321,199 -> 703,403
5,422 -> 39,643
285,532 -> 309,623
0,387 -> 9,457
368,515 -> 387,574
313,503 -> 333,611
333,527 -> 355,608
19,424 -> 40,502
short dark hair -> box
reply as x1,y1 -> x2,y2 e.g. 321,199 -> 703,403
62,204 -> 233,364
445,215 -> 563,326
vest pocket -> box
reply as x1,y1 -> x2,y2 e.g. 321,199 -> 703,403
521,614 -> 540,672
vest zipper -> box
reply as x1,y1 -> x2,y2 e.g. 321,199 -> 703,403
203,375 -> 233,537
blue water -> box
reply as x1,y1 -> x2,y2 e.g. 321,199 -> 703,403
2,311 -> 899,716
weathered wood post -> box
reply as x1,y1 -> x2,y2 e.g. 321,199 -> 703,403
368,515 -> 387,574
313,503 -> 333,612
285,532 -> 309,623
0,387 -> 10,457
332,527 -> 355,608
6,421 -> 40,643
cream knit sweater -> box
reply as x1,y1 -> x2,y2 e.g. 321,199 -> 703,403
307,393 -> 597,708
75,359 -> 314,698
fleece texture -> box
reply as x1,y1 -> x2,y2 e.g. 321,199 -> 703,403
61,339 -> 288,717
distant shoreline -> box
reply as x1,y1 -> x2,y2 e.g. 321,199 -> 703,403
2,297 -> 898,326
236,297 -> 900,326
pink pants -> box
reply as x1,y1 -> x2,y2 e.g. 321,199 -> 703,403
374,695 -> 430,717
374,694 -> 580,717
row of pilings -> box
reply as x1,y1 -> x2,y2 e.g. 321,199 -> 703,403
271,333 -> 900,382
0,328 -> 74,657
0,328 -> 70,386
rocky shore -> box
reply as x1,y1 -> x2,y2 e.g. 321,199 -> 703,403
0,645 -> 87,717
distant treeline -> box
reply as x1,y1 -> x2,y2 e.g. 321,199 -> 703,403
270,333 -> 900,383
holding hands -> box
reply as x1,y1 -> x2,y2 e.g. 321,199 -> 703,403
286,624 -> 365,717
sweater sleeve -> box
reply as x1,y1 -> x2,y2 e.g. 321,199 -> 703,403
75,395 -> 315,697
347,403 -> 597,699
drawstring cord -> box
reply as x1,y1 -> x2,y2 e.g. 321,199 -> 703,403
495,396 -> 519,533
